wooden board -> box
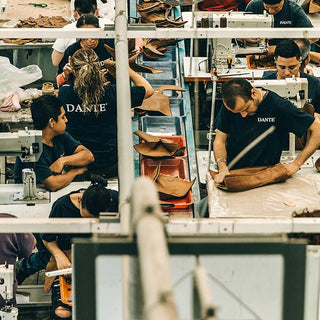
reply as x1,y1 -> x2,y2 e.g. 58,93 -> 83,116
1,0 -> 70,19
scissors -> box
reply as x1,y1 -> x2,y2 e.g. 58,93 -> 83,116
28,3 -> 48,7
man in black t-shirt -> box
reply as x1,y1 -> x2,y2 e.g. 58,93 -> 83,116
245,0 -> 313,50
213,78 -> 320,183
262,40 -> 320,113
14,95 -> 94,191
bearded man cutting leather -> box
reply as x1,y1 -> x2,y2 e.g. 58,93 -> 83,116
213,78 -> 320,185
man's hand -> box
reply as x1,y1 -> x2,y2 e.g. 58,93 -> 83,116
283,162 -> 300,176
214,170 -> 230,184
62,56 -> 73,80
55,252 -> 72,270
49,158 -> 66,174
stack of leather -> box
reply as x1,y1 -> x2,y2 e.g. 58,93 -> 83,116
210,163 -> 290,192
150,164 -> 195,201
248,55 -> 276,69
134,85 -> 186,116
143,38 -> 179,60
137,0 -> 186,28
134,130 -> 185,157
2,15 -> 71,45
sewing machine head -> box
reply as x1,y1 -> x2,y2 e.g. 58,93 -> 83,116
251,77 -> 308,109
0,129 -> 42,162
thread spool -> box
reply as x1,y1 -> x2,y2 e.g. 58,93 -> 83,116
42,82 -> 55,95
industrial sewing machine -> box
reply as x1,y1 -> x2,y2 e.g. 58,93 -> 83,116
0,263 -> 18,319
0,129 -> 49,204
196,11 -> 274,70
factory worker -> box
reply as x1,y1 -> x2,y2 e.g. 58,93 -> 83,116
213,78 -> 320,183
245,0 -> 313,53
0,214 -> 35,308
14,95 -> 94,191
56,14 -> 114,87
52,0 -> 113,67
58,48 -> 153,178
262,40 -> 320,113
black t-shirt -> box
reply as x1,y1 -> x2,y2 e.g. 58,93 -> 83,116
215,90 -> 314,169
58,39 -> 114,84
245,0 -> 313,45
58,84 -> 145,168
41,189 -> 119,250
14,132 -> 80,183
262,70 -> 320,113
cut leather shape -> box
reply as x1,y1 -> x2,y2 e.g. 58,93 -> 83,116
315,158 -> 320,172
104,44 -> 163,74
210,163 -> 290,192
151,164 -> 195,200
134,85 -> 186,116
143,38 -> 179,59
295,103 -> 314,149
137,1 -> 172,13
134,130 -> 185,157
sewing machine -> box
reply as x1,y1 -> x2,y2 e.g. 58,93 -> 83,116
198,11 -> 273,70
0,129 -> 49,204
250,77 -> 308,109
0,263 -> 18,319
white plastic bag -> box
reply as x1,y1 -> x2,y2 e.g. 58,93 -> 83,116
0,56 -> 42,101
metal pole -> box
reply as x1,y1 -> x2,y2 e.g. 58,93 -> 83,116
115,0 -> 133,235
114,2 -> 132,320
194,265 -> 216,320
188,0 -> 197,76
132,177 -> 179,320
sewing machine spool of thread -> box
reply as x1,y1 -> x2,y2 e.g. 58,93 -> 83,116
42,82 -> 55,95
220,16 -> 227,28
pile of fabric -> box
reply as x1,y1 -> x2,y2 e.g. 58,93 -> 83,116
2,15 -> 71,45
137,0 -> 186,28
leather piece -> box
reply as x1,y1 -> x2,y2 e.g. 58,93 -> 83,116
295,103 -> 314,149
293,208 -> 320,217
134,130 -> 185,157
210,163 -> 290,192
151,164 -> 195,199
134,85 -> 186,116
104,44 -> 163,74
59,275 -> 72,306
315,158 -> 320,172
143,38 -> 179,59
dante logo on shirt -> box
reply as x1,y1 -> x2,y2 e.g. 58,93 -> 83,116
279,21 -> 292,25
257,117 -> 275,123
65,104 -> 108,113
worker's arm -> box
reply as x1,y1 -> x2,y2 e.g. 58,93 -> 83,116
41,167 -> 87,192
51,49 -> 64,67
284,118 -> 320,175
213,129 -> 229,183
42,240 -> 71,270
49,145 -> 94,174
103,58 -> 154,99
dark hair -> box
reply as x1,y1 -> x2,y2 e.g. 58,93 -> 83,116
81,175 -> 116,216
74,0 -> 97,15
221,78 -> 253,110
76,13 -> 99,28
31,95 -> 63,130
295,38 -> 311,61
263,0 -> 282,4
274,40 -> 301,61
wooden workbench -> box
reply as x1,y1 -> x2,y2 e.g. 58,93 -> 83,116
1,0 -> 70,19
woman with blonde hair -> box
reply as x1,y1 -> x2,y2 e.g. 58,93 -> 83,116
58,48 -> 153,178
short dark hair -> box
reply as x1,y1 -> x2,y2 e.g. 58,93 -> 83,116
76,13 -> 99,28
31,95 -> 63,130
274,40 -> 301,61
263,0 -> 282,4
221,78 -> 253,110
81,175 -> 118,216
74,0 -> 97,15
295,38 -> 311,61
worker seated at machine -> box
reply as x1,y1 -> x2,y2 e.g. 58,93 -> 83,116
213,78 -> 320,183
18,175 -> 118,319
0,214 -> 35,318
14,95 -> 94,192
262,39 -> 320,114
